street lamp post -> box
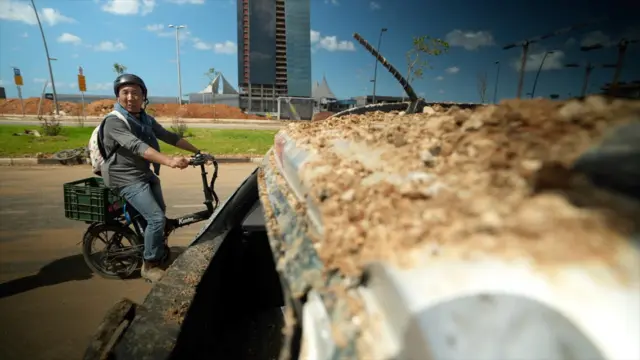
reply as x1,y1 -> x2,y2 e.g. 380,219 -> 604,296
581,38 -> 638,96
493,61 -> 501,104
530,51 -> 554,98
169,24 -> 186,105
502,19 -> 606,99
30,0 -> 59,115
565,62 -> 616,97
371,27 -> 388,104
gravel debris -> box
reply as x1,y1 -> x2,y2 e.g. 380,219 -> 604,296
279,97 -> 640,277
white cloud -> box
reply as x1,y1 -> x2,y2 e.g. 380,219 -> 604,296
445,66 -> 460,74
41,8 -> 76,26
445,29 -> 495,51
0,0 -> 76,26
0,80 -> 3,86
214,41 -> 237,54
94,41 -> 127,52
511,49 -> 565,72
58,33 -> 82,45
310,29 -> 355,52
90,82 -> 112,91
435,76 -> 444,81
319,36 -> 355,51
193,39 -> 211,50
100,0 -> 155,16
145,23 -> 164,32
192,38 -> 237,54
71,54 -> 79,58
580,30 -> 614,48
310,30 -> 320,43
22,32 -> 28,38
369,1 -> 381,10
439,90 -> 445,94
165,0 -> 204,4
33,78 -> 47,83
146,23 -> 191,40
324,0 -> 339,5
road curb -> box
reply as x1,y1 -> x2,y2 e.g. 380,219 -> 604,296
0,157 -> 264,166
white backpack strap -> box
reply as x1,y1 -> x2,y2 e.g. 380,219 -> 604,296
106,110 -> 131,130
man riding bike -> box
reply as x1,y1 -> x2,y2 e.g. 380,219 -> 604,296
101,73 -> 203,283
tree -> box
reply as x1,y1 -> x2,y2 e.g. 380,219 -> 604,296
113,63 -> 127,75
204,67 -> 219,82
477,71 -> 488,103
405,35 -> 449,98
204,68 -> 219,115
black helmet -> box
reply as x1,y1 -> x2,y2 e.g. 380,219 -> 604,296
114,73 -> 148,98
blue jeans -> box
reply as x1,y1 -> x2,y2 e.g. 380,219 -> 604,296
118,176 -> 167,262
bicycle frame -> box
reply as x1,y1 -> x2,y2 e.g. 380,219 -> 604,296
121,160 -> 220,240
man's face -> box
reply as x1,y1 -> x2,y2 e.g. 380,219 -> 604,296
118,84 -> 144,113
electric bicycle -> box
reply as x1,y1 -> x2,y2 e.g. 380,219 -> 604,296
63,153 -> 219,279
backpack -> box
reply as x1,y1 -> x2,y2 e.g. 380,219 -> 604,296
88,110 -> 131,176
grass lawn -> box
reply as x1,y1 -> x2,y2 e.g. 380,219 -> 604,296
0,124 -> 277,157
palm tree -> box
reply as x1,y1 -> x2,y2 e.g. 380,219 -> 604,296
113,63 -> 127,75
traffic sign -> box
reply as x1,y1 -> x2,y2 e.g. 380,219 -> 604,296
78,66 -> 84,76
14,75 -> 23,86
13,68 -> 21,76
78,74 -> 87,92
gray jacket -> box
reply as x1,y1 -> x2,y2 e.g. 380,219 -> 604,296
101,114 -> 181,189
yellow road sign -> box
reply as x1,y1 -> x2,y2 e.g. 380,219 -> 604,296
14,75 -> 23,86
78,74 -> 87,92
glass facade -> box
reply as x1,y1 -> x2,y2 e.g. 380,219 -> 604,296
237,0 -> 276,86
285,0 -> 311,97
237,0 -> 311,98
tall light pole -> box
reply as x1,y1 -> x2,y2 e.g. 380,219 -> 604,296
565,61 -> 616,97
581,38 -> 638,96
371,27 -> 387,104
502,19 -> 606,98
30,0 -> 59,115
493,60 -> 500,104
530,51 -> 554,98
169,24 -> 186,105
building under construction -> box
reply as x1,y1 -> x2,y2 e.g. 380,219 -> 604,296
237,0 -> 312,114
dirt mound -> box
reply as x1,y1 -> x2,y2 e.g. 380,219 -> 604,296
146,103 -> 264,119
312,111 -> 335,121
86,99 -> 116,116
0,98 -> 266,120
0,98 -> 82,116
281,96 -> 640,276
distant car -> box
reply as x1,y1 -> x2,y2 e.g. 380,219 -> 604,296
45,93 -> 54,100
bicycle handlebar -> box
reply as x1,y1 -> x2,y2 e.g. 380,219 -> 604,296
188,153 -> 216,166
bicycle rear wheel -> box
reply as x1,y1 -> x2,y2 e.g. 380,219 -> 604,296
82,223 -> 143,279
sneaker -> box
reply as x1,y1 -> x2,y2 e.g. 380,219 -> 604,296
141,261 -> 165,283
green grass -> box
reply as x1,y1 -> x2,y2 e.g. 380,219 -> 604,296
0,124 -> 278,157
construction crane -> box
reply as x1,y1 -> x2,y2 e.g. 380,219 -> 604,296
581,38 -> 639,96
503,19 -> 606,99
565,61 -> 617,97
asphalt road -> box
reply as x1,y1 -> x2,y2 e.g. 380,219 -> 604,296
0,163 -> 258,360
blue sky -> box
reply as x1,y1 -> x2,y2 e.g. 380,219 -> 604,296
1,0 -> 639,103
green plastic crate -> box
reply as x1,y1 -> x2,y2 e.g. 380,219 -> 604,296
63,177 -> 122,222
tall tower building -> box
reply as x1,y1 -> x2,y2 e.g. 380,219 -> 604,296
237,0 -> 311,113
